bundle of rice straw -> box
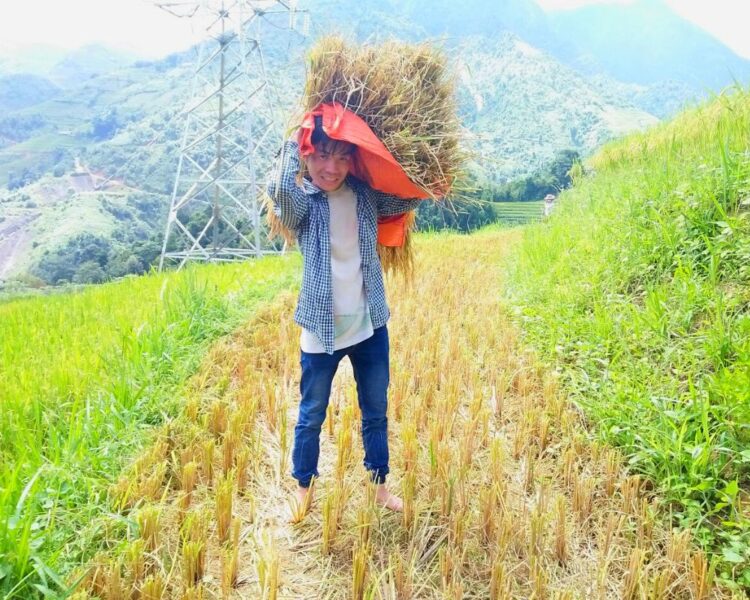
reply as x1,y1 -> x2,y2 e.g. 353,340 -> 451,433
267,35 -> 463,275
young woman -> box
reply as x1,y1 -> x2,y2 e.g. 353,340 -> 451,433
268,118 -> 421,515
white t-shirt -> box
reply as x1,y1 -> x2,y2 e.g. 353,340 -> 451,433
301,183 -> 374,353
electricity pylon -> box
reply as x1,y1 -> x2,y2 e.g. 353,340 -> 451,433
157,0 -> 308,270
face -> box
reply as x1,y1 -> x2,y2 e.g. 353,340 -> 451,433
306,144 -> 353,192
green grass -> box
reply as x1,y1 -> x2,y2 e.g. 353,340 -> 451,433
0,255 -> 299,598
506,87 -> 750,590
0,133 -> 80,182
492,200 -> 543,225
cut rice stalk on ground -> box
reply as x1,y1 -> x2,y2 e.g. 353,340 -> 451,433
72,228 -> 739,599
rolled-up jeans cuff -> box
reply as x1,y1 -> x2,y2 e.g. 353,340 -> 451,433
369,467 -> 389,485
293,473 -> 316,488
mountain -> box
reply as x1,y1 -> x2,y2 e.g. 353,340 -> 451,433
0,44 -> 70,77
399,0 -> 553,45
585,75 -> 699,121
0,74 -> 60,113
1,0 -> 746,284
304,0 -> 572,57
0,43 -> 140,88
455,34 -> 657,182
546,0 -> 750,90
304,0 -> 749,118
47,44 -> 140,88
319,0 -> 750,96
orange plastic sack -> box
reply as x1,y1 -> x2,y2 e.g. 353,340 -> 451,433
298,102 -> 425,247
376,214 -> 408,247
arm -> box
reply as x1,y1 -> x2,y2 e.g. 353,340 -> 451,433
371,188 -> 425,217
266,140 -> 310,231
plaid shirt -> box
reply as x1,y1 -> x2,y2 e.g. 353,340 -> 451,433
267,140 -> 420,354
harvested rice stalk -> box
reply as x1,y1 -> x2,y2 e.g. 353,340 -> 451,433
623,547 -> 646,600
352,541 -> 370,600
140,573 -> 166,600
256,532 -> 280,600
105,559 -> 124,600
136,505 -> 160,552
489,559 -> 511,600
180,586 -> 204,600
216,472 -> 233,544
266,35 -> 463,275
402,470 -> 417,532
221,519 -> 241,594
321,485 -> 339,554
554,494 -> 568,565
302,36 -> 461,194
125,540 -> 146,589
181,541 -> 205,589
690,550 -> 714,600
235,447 -> 250,492
390,551 -> 415,600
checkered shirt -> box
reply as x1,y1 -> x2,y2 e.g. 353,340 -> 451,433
267,140 -> 420,354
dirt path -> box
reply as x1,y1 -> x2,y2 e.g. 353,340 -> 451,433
79,229 -> 730,599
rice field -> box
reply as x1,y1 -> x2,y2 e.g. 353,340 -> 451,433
69,229 -> 736,599
0,255 -> 299,599
508,87 -> 750,591
5,87 -> 748,599
492,201 -> 543,226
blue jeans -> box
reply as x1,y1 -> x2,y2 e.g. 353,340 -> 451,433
292,326 -> 390,487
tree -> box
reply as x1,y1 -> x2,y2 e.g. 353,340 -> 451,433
91,109 -> 120,141
73,260 -> 107,284
547,149 -> 581,188
8,168 -> 35,190
485,149 -> 582,202
33,234 -> 113,284
416,198 -> 496,232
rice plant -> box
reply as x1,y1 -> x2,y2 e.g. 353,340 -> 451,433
66,227 -> 736,599
0,254 -> 298,598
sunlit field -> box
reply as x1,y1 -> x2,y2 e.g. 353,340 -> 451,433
0,255 -> 299,598
509,87 -> 750,590
4,87 -> 749,599
493,201 -> 544,226
70,230 -> 734,599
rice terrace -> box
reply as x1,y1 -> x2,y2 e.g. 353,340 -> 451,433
1,1 -> 750,599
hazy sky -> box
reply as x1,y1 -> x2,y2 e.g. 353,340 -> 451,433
1,0 -> 749,60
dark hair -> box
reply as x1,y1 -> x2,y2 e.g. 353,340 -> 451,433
311,115 -> 355,155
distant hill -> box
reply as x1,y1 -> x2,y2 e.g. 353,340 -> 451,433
0,74 -> 60,113
455,34 -> 658,182
547,0 -> 750,90
303,0 -> 749,122
585,75 -> 700,121
319,0 -> 750,97
399,0 -> 555,46
0,44 -> 70,77
2,0 -> 748,284
47,44 -> 140,88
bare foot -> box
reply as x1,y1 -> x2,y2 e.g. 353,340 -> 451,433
289,484 -> 314,523
375,484 -> 403,512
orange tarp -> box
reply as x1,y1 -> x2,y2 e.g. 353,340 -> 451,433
298,102 -> 426,247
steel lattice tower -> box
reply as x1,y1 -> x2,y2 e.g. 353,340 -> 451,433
157,0 -> 308,271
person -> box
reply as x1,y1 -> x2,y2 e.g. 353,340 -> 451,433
543,193 -> 556,218
267,116 -> 422,516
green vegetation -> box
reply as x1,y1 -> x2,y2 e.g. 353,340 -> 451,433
493,200 -> 543,225
416,197 -> 497,232
487,149 -> 581,202
0,255 -> 299,598
0,75 -> 59,113
507,87 -> 750,589
413,149 -> 575,232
